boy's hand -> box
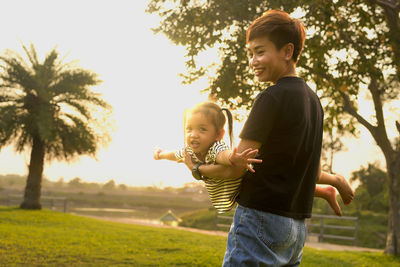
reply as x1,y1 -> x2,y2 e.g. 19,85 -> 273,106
229,147 -> 262,173
153,147 -> 162,160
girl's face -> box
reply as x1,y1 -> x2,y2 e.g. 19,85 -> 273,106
185,112 -> 222,157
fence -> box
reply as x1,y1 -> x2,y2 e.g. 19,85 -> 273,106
5,194 -> 68,213
306,214 -> 358,246
215,211 -> 358,246
214,212 -> 234,230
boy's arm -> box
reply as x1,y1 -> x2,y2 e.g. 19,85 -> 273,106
187,139 -> 262,180
215,148 -> 262,172
318,160 -> 322,181
200,164 -> 244,180
215,150 -> 232,166
183,153 -> 242,180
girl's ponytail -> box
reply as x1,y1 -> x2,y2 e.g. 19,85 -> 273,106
183,108 -> 188,147
221,108 -> 234,149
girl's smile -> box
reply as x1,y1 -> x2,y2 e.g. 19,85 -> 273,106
190,140 -> 200,149
185,112 -> 221,159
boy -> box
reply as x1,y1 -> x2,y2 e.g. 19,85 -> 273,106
184,9 -> 330,266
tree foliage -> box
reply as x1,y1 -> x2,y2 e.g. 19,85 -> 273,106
147,0 -> 399,131
350,163 -> 389,212
103,179 -> 116,190
147,0 -> 400,255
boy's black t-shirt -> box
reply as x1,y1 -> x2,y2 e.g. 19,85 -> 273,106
237,76 -> 324,219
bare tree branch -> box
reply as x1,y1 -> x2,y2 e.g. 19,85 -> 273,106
369,78 -> 386,129
301,65 -> 377,133
338,90 -> 377,136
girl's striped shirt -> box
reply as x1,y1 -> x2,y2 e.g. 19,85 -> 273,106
175,141 -> 242,213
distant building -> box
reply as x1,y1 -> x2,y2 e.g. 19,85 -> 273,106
159,210 -> 181,227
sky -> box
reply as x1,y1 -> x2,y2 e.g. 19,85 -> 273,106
0,0 -> 395,188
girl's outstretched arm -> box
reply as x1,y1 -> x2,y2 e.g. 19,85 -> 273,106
153,148 -> 179,161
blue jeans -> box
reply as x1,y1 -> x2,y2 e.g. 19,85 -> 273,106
222,204 -> 306,267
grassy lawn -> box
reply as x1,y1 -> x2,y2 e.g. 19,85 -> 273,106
0,207 -> 399,266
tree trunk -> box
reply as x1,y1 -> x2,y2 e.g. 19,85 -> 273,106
384,154 -> 400,255
20,136 -> 45,210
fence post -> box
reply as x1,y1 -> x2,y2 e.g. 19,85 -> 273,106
319,217 -> 324,242
354,217 -> 358,246
215,212 -> 218,230
63,199 -> 67,213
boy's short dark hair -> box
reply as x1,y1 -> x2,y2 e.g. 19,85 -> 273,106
246,10 -> 306,62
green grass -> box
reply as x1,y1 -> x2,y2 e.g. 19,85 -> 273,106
301,248 -> 399,267
0,207 -> 399,266
0,206 -> 225,266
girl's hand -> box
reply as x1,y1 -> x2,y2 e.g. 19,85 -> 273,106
229,147 -> 262,173
153,147 -> 162,160
182,150 -> 195,170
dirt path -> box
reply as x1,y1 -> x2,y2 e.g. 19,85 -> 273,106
82,214 -> 383,253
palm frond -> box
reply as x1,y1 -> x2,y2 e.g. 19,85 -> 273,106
33,49 -> 60,96
47,115 -> 97,161
0,105 -> 26,149
50,69 -> 100,97
43,49 -> 59,71
58,99 -> 91,120
22,43 -> 39,69
0,55 -> 36,93
14,129 -> 32,153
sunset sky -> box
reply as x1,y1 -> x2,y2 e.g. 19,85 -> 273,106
0,0 -> 394,188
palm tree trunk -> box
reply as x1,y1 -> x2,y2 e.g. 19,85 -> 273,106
385,155 -> 400,255
20,136 -> 45,210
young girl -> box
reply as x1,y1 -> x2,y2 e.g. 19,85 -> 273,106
154,101 -> 353,215
154,102 -> 260,213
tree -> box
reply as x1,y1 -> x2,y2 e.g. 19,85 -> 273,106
118,183 -> 128,190
102,179 -> 116,190
147,0 -> 400,255
0,44 -> 111,209
68,177 -> 84,188
350,163 -> 389,212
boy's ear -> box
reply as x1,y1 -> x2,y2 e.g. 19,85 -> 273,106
283,43 -> 294,61
217,129 -> 225,140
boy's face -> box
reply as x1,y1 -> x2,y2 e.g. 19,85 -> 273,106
247,37 -> 293,83
185,112 -> 220,157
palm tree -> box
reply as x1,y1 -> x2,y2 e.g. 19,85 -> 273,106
0,44 -> 111,209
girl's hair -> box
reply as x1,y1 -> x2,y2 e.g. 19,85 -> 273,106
246,9 -> 305,62
183,102 -> 234,149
